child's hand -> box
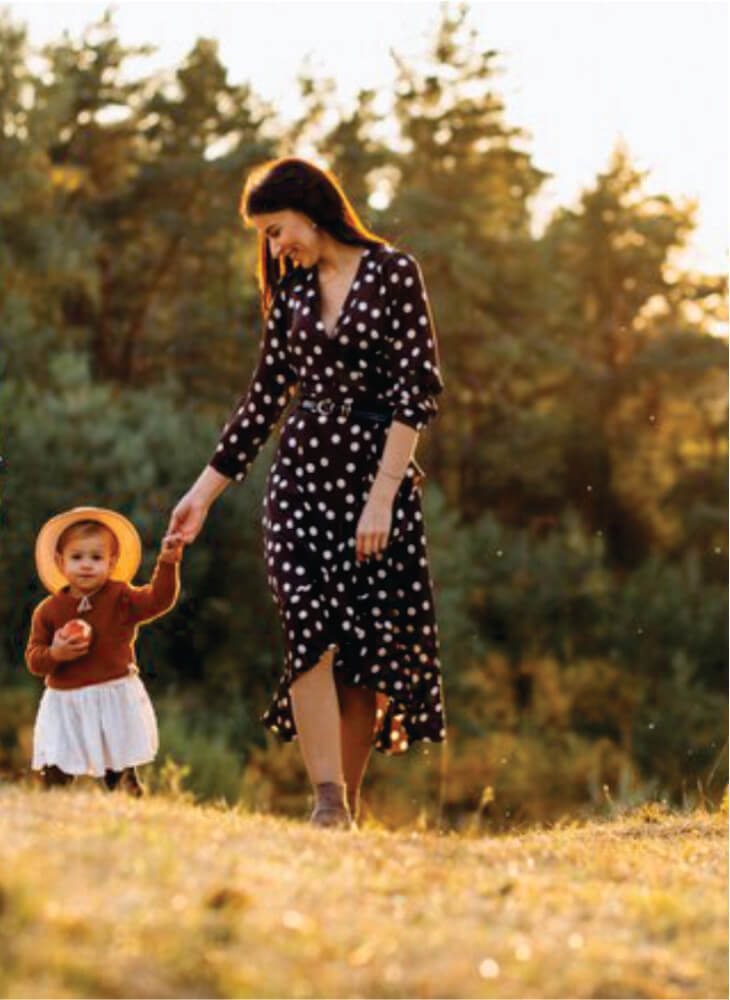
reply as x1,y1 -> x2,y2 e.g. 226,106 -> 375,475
160,532 -> 184,563
50,627 -> 91,662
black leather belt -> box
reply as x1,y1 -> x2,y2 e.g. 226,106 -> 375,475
299,398 -> 393,424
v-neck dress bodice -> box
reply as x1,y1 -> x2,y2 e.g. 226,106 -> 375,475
210,244 -> 446,753
315,250 -> 368,339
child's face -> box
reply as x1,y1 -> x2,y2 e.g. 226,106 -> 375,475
55,531 -> 118,594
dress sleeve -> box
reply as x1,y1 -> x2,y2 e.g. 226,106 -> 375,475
381,252 -> 445,431
209,280 -> 298,482
123,558 -> 180,625
25,600 -> 58,677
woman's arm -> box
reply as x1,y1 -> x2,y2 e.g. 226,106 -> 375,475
356,420 -> 418,561
167,465 -> 231,543
355,251 -> 444,562
209,280 -> 297,485
168,277 -> 297,543
372,421 -> 418,499
380,252 -> 444,432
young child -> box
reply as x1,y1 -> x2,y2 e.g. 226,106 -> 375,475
26,506 -> 183,794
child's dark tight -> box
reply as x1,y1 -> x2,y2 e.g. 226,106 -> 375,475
41,764 -> 143,796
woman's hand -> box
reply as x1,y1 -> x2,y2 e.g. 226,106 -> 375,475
356,492 -> 394,562
357,421 -> 417,562
167,466 -> 231,544
167,492 -> 210,545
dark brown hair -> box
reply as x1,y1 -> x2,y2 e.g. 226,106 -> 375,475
241,157 -> 386,312
57,520 -> 119,558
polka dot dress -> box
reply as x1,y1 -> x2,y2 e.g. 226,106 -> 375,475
210,245 -> 446,753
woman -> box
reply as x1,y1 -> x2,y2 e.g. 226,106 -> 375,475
168,157 -> 446,829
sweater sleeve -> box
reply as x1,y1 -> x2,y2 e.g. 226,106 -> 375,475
124,558 -> 180,625
381,252 -> 444,431
26,601 -> 58,677
209,279 -> 298,483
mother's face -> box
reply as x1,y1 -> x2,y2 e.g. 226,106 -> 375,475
252,210 -> 321,269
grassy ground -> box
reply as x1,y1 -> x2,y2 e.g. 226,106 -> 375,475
0,783 -> 726,1000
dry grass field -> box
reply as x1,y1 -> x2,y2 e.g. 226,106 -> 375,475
0,783 -> 726,999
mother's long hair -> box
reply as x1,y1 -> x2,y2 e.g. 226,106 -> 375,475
241,157 -> 386,312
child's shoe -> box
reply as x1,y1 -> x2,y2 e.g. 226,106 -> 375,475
121,767 -> 145,797
41,765 -> 74,788
104,767 -> 145,797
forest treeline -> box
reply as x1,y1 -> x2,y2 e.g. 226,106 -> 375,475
0,8 -> 727,824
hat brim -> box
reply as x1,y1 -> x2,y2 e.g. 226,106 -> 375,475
35,507 -> 142,594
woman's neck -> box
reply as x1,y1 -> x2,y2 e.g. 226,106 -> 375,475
316,236 -> 364,280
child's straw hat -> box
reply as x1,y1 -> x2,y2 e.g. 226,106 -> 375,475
35,506 -> 142,594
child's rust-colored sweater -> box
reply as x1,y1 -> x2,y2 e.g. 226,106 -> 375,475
26,559 -> 179,690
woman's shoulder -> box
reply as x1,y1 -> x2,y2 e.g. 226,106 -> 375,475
373,243 -> 419,268
372,242 -> 413,261
372,244 -> 423,285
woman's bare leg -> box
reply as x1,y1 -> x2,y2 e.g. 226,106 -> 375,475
290,647 -> 344,785
336,678 -> 376,820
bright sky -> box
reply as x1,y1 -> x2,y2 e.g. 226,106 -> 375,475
9,0 -> 729,274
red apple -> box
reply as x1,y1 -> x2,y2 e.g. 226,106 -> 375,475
61,619 -> 92,641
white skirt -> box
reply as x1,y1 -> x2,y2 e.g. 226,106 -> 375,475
32,670 -> 159,777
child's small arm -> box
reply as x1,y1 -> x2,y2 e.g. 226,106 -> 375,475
26,604 -> 58,676
124,555 -> 181,625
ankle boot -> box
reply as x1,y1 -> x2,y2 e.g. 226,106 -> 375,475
310,782 -> 351,829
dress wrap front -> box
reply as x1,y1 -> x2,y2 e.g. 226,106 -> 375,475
210,245 -> 446,753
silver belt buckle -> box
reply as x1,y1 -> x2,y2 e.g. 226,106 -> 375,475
316,398 -> 335,416
341,400 -> 352,418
